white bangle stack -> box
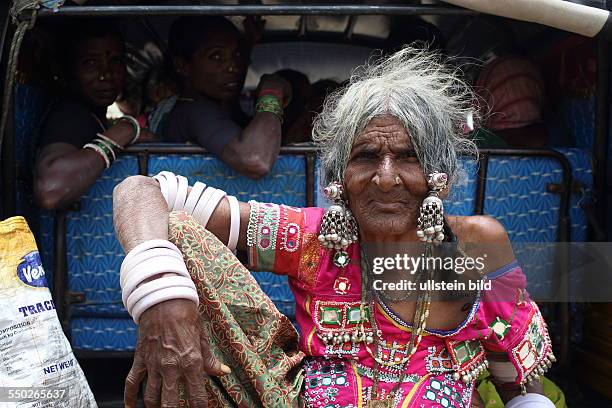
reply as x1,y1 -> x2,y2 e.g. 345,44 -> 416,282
153,171 -> 241,252
120,239 -> 198,324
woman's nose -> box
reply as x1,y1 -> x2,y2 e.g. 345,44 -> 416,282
99,62 -> 114,81
228,53 -> 245,74
372,156 -> 400,191
228,58 -> 239,73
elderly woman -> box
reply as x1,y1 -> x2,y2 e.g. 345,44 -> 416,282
113,48 -> 556,408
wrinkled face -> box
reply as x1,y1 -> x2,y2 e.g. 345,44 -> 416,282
70,35 -> 126,109
178,29 -> 248,103
344,115 -> 429,240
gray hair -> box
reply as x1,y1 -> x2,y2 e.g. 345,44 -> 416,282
313,46 -> 478,189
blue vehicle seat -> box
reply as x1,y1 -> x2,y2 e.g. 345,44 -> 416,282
65,152 -> 306,351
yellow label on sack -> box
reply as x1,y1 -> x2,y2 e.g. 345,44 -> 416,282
0,216 -> 97,406
0,216 -> 48,291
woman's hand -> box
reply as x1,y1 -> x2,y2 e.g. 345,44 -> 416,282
114,177 -> 231,406
243,15 -> 266,46
124,299 -> 231,408
257,74 -> 292,108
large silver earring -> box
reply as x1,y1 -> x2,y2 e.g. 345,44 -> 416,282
417,172 -> 448,243
318,182 -> 358,267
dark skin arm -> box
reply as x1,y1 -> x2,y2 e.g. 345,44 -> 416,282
35,143 -> 106,210
220,75 -> 290,179
34,121 -> 154,210
220,111 -> 282,178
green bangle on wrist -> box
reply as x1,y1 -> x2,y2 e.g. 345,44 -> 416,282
255,95 -> 283,123
84,143 -> 111,169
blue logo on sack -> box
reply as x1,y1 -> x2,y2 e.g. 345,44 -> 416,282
17,251 -> 47,288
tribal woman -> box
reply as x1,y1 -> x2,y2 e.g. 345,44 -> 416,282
113,48 -> 558,408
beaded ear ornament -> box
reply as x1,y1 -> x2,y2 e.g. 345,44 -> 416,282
417,172 -> 448,243
318,182 -> 359,293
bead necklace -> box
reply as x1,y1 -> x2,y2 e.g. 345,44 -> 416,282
360,246 -> 433,408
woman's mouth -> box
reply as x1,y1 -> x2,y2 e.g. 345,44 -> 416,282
95,89 -> 117,100
223,82 -> 240,91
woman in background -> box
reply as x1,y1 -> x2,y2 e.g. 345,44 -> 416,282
151,16 -> 290,179
34,18 -> 153,210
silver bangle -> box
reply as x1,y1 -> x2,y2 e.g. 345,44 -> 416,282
246,200 -> 259,248
84,143 -> 110,169
119,115 -> 141,144
96,132 -> 124,150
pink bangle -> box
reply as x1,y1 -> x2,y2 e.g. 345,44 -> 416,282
184,182 -> 207,215
199,188 -> 226,228
192,187 -> 218,224
121,240 -> 180,274
126,274 -> 196,314
154,172 -> 178,211
258,87 -> 284,99
121,257 -> 191,306
227,195 -> 240,252
120,247 -> 183,288
174,175 -> 189,211
131,286 -> 199,324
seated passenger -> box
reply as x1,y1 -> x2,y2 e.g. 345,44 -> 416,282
475,55 -> 548,148
153,16 -> 290,178
385,16 -> 446,54
34,19 -> 154,210
281,78 -> 341,145
275,69 -> 311,145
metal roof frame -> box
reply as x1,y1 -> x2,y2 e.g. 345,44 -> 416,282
37,4 -> 477,17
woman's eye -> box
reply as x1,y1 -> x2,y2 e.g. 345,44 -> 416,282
210,52 -> 222,61
82,59 -> 97,67
110,57 -> 125,67
353,151 -> 377,161
398,151 -> 418,161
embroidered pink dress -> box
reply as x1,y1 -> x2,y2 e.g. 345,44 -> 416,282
248,204 -> 554,408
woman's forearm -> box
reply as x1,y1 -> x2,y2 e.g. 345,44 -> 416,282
241,111 -> 282,160
34,146 -> 106,210
113,175 -> 169,253
34,122 -> 138,210
222,112 -> 282,178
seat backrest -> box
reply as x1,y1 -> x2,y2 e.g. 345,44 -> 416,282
445,157 -> 478,216
484,154 -> 565,298
554,147 -> 594,242
65,156 -> 140,316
